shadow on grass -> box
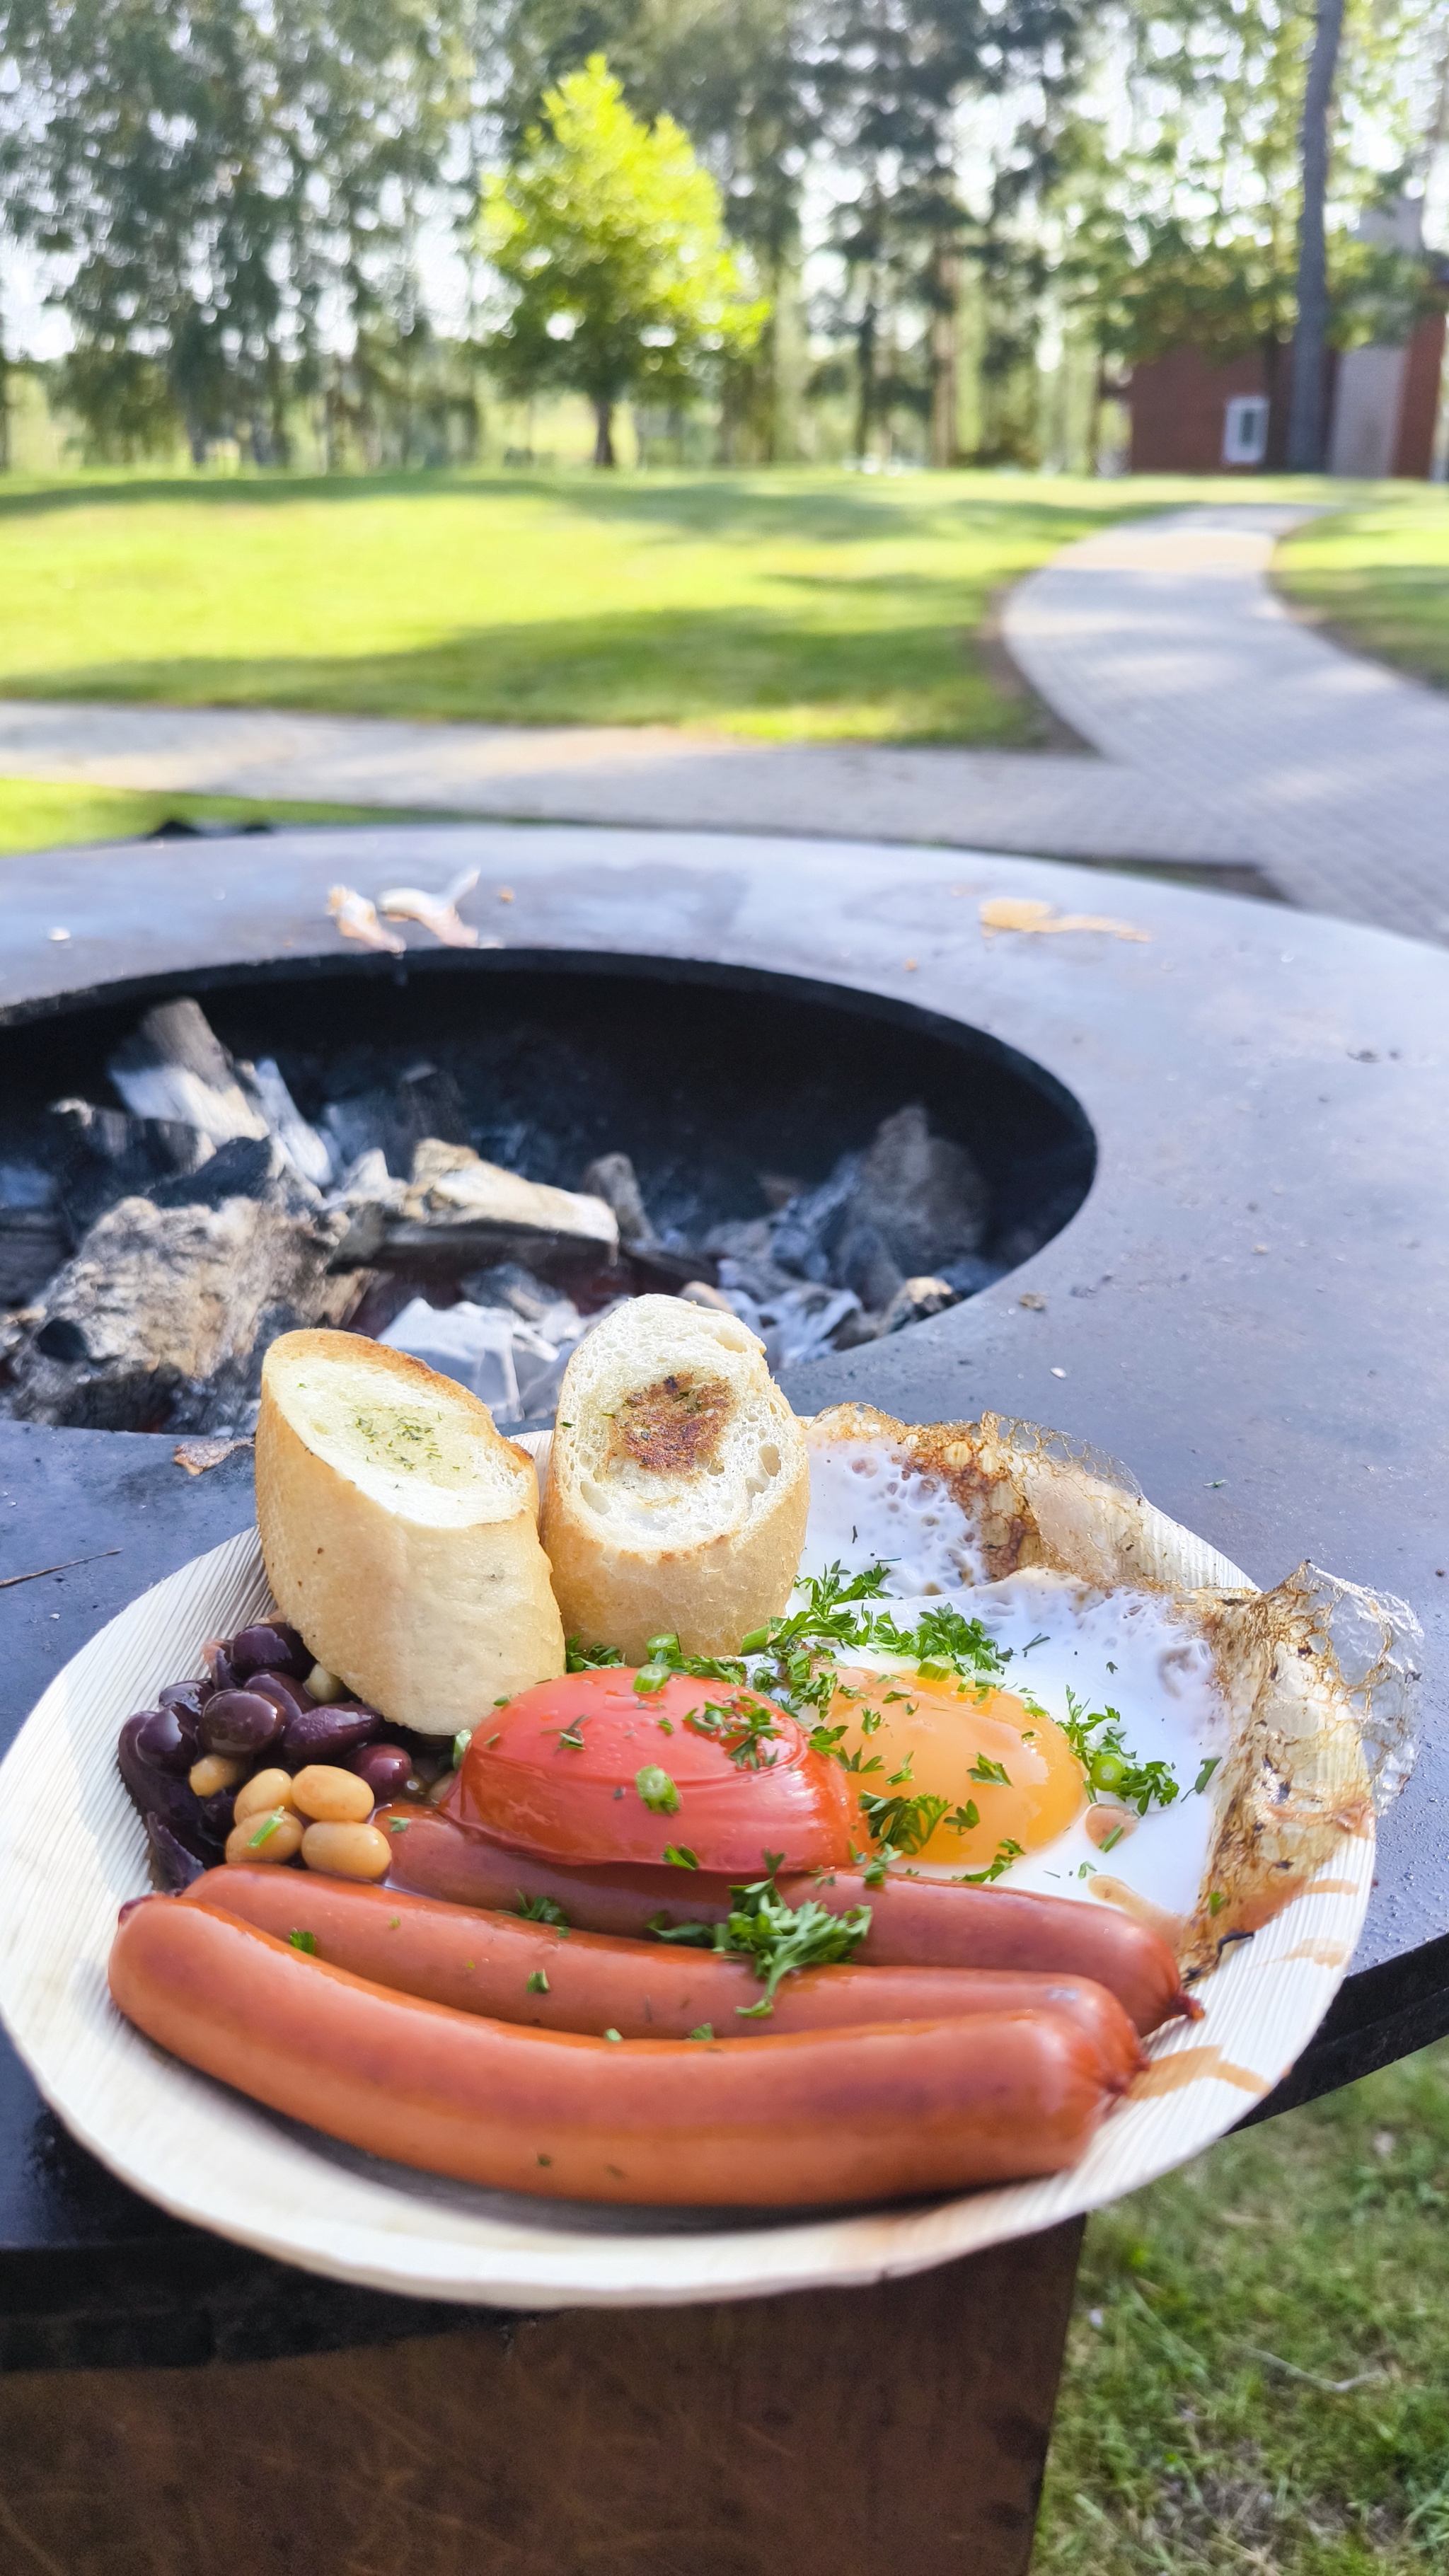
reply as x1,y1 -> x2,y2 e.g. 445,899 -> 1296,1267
0,466 -> 1145,555
0,597 -> 1047,739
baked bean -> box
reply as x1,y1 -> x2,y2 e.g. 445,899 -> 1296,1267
301,1820 -> 392,1881
305,1663 -> 347,1704
190,1752 -> 247,1798
226,1808 -> 306,1866
233,1768 -> 297,1824
291,1765 -> 375,1825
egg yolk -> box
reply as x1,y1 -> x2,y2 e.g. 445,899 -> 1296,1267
827,1666 -> 1085,1868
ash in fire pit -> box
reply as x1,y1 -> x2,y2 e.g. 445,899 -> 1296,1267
0,957 -> 1094,1435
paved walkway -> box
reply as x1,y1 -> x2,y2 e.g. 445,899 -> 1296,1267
0,499 -> 1445,938
1005,503 -> 1449,942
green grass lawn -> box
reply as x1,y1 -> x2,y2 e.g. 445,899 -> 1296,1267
0,775 -> 424,857
0,465 -> 1384,749
1040,2039 -> 1449,2573
1276,491 -> 1449,690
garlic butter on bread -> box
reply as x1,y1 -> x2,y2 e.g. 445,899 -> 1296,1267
539,1295 -> 809,1660
256,1329 -> 565,1733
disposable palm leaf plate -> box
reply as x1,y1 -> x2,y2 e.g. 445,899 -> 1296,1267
0,1404 -> 1419,2309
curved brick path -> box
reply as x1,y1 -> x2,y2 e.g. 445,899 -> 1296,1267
1,499 -> 1445,940
1006,503 -> 1449,943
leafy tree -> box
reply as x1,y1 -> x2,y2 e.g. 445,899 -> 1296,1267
0,0 -> 472,462
1063,0 -> 1449,417
480,55 -> 766,463
490,0 -> 815,457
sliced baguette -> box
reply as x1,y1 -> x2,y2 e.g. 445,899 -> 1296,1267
540,1295 -> 808,1661
256,1329 -> 565,1733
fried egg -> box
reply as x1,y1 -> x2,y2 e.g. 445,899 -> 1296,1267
800,1433 -> 1230,1922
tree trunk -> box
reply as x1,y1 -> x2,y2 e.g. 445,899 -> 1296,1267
1287,0 -> 1346,473
592,398 -> 616,467
855,294 -> 877,461
929,245 -> 962,470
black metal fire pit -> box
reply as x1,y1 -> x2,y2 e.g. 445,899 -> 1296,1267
0,822 -> 1445,2576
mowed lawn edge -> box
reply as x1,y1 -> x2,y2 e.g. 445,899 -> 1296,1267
0,466 -> 1399,749
1275,493 -> 1449,696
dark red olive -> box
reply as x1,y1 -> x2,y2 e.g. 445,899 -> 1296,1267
208,1645 -> 238,1692
197,1688 -> 286,1760
144,1816 -> 207,1892
348,1743 -> 413,1801
230,1622 -> 310,1682
247,1671 -> 315,1723
281,1702 -> 381,1764
117,1713 -> 227,1864
158,1677 -> 214,1718
134,1703 -> 200,1776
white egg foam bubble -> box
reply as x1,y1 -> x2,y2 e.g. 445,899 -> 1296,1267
824,1569 -> 1230,1922
799,1437 -> 985,1593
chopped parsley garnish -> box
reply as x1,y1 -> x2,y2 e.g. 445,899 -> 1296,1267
565,1636 -> 625,1672
451,1729 -> 472,1769
1194,1756 -> 1222,1796
526,1970 -> 549,1994
648,1864 -> 871,2015
514,1891 -> 570,1927
631,1631 -> 754,1697
288,1928 -> 318,1954
1058,1688 -> 1180,1817
247,1810 -> 284,1847
956,1837 -> 1026,1885
858,1786 -> 950,1856
603,2028 -> 623,2043
687,2023 -> 715,2042
681,1695 -> 783,1769
969,1753 -> 1012,1786
635,1764 -> 680,1814
662,1843 -> 699,1869
552,1719 -> 587,1752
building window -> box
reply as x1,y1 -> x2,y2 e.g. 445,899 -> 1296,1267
1223,395 -> 1270,466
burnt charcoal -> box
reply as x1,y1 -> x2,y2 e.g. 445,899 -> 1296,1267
879,1276 -> 962,1335
149,1134 -> 319,1217
366,1140 -> 620,1280
0,1163 -> 68,1303
833,1221 -> 905,1314
321,1061 -> 470,1178
768,1154 -> 862,1283
109,998 -> 269,1148
849,1105 -> 988,1278
580,1152 -> 661,1252
48,1097 -> 213,1236
235,1058 -> 334,1189
8,1194 -> 362,1432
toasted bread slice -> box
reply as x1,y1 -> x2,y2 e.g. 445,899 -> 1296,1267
257,1329 -> 565,1733
540,1295 -> 808,1661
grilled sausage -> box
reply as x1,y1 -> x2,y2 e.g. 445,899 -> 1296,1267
378,1805 -> 1194,2035
187,1866 -> 1143,2079
110,1895 -> 1122,2207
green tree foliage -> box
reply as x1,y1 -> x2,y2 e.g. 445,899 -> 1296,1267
480,56 -> 767,462
812,0 -> 1086,464
1063,0 -> 1449,382
0,0 -> 472,461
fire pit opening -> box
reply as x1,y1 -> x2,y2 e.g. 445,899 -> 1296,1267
0,952 -> 1095,1436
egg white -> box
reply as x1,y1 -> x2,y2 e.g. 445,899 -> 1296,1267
799,1444 -> 1230,1922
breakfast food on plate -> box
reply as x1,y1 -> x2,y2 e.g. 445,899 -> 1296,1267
106,1365 -> 1278,2212
539,1295 -> 809,1660
109,1896 -> 1126,2207
188,1869 -> 1145,2078
255,1329 -> 565,1732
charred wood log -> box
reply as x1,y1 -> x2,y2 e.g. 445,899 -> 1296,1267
7,1194 -> 365,1433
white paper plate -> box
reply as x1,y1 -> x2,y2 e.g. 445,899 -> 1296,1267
0,1410 -> 1407,2311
